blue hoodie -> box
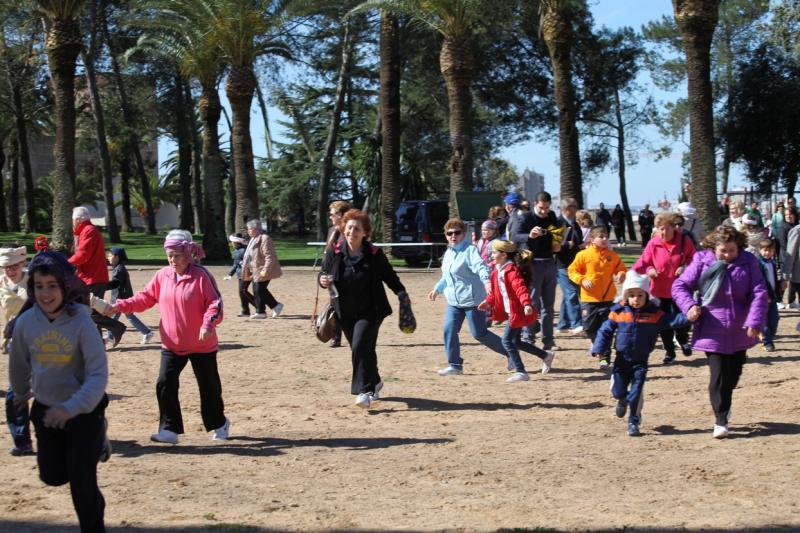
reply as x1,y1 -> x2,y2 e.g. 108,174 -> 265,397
433,238 -> 490,308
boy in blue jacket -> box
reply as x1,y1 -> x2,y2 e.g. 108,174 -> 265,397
592,272 -> 689,436
755,238 -> 780,352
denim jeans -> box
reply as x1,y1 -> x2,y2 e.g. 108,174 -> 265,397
556,267 -> 581,329
108,313 -> 151,337
5,389 -> 31,449
762,302 -> 779,345
443,305 -> 506,368
502,324 -> 549,373
525,260 -> 557,346
611,357 -> 648,426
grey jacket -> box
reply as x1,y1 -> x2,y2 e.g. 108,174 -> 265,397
783,224 -> 800,282
10,303 -> 108,416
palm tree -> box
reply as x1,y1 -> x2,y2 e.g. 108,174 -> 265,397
673,0 -> 720,235
539,0 -> 582,206
379,10 -> 401,246
351,0 -> 483,217
33,0 -> 86,249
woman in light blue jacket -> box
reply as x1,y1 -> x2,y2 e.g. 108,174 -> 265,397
427,218 -> 508,375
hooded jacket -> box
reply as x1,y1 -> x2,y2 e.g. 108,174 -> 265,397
483,261 -> 537,328
433,238 -> 490,308
672,249 -> 767,354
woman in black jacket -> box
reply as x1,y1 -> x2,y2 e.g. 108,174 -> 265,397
319,210 -> 409,409
611,205 -> 626,246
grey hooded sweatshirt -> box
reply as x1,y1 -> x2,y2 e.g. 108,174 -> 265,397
10,303 -> 108,416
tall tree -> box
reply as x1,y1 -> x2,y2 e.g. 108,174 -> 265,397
7,133 -> 19,230
379,10 -> 400,246
173,72 -> 194,230
35,0 -> 86,250
672,0 -> 720,234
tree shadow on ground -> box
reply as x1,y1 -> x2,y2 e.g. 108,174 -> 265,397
110,435 -> 452,459
651,421 -> 800,438
372,396 -> 604,413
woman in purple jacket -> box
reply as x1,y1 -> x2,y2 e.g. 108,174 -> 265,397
672,225 -> 768,439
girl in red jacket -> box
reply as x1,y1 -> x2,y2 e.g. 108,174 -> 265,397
479,240 -> 556,381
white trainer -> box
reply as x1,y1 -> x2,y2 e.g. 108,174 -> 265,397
506,372 -> 530,382
271,303 -> 284,318
541,351 -> 556,374
570,325 -> 584,334
150,428 -> 179,444
437,366 -> 464,376
249,313 -> 267,320
712,424 -> 729,439
355,393 -> 372,409
212,418 -> 230,440
141,331 -> 155,345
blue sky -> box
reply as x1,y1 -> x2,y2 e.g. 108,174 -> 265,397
160,0 -> 746,209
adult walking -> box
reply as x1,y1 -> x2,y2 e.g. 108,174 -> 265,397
69,207 -> 126,347
632,212 -> 696,364
595,203 -> 612,234
242,219 -> 284,319
319,210 -> 409,408
672,225 -> 767,439
325,201 -> 351,347
781,219 -> 800,310
512,191 -> 564,350
611,205 -> 626,246
722,200 -> 746,230
429,218 -> 509,375
555,198 -> 583,333
776,208 -> 797,307
109,230 -> 229,444
638,204 -> 655,249
677,202 -> 706,246
503,192 -> 523,241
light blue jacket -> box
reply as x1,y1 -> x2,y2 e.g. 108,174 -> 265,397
434,239 -> 490,308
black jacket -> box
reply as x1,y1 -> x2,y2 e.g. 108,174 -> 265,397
109,263 -> 133,301
320,240 -> 406,321
554,215 -> 582,268
512,209 -> 562,259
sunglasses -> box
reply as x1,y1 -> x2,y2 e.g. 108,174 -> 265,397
446,230 -> 463,237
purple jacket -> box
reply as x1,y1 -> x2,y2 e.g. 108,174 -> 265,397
672,249 -> 767,354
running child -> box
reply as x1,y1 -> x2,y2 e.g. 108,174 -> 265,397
9,251 -> 109,532
755,238 -> 780,352
107,247 -> 154,345
592,272 -> 689,436
568,225 -> 627,369
0,245 -> 33,455
223,233 -> 252,317
478,240 -> 556,381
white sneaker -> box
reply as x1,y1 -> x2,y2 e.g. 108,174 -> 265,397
777,302 -> 786,310
541,351 -> 556,374
373,381 -> 384,401
570,325 -> 584,334
355,393 -> 373,409
271,303 -> 284,318
506,372 -> 530,382
249,313 -> 267,320
437,366 -> 464,376
713,424 -> 729,439
141,331 -> 155,345
150,428 -> 179,444
212,418 -> 230,440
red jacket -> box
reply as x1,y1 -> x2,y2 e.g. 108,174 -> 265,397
484,262 -> 538,328
69,220 -> 109,286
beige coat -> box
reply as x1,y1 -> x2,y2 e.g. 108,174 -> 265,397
242,233 -> 282,282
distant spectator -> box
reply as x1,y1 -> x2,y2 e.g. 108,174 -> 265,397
747,201 -> 763,227
503,192 -> 523,241
723,200 -> 746,231
576,210 -> 594,246
638,204 -> 655,249
677,202 -> 706,246
719,195 -> 730,222
488,206 -> 508,240
611,205 -> 626,246
595,203 -> 611,234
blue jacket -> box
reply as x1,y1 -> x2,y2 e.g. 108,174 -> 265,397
592,300 -> 689,363
228,247 -> 246,278
434,238 -> 490,308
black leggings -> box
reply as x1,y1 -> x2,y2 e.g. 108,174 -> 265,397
340,317 -> 383,395
706,351 -> 746,426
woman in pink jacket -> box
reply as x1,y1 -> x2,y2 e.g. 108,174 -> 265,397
632,212 -> 696,364
109,230 -> 228,445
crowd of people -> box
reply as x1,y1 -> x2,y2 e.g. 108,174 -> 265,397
1,193 -> 792,532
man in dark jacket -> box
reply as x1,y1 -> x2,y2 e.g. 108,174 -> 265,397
595,203 -> 612,234
638,204 -> 655,249
512,191 -> 564,350
555,198 -> 583,333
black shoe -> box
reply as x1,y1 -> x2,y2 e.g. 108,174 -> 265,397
542,342 -> 558,351
238,311 -> 250,317
615,399 -> 628,418
329,339 -> 342,348
9,442 -> 34,456
764,343 -> 775,352
663,353 -> 676,365
110,324 -> 125,348
681,344 -> 692,356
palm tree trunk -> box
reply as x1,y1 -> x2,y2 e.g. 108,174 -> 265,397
221,106 -> 236,235
174,73 -> 194,231
673,0 -> 720,236
44,17 -> 82,251
613,89 -> 636,241
8,137 -> 19,231
119,154 -> 133,231
254,81 -> 274,161
199,83 -> 229,260
11,84 -> 36,233
440,33 -> 474,217
543,9 -> 582,207
101,2 -> 156,234
380,11 -> 401,249
0,138 -> 7,232
185,82 -> 204,234
317,21 -> 355,240
225,64 -> 259,231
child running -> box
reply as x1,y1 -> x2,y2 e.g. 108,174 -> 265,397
106,247 -> 154,345
568,225 -> 627,369
755,238 -> 780,352
591,272 -> 689,436
9,251 -> 110,532
478,240 -> 555,381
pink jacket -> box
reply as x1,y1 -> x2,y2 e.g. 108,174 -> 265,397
115,264 -> 223,355
632,232 -> 695,298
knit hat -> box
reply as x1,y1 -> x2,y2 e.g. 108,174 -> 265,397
621,272 -> 650,300
503,192 -> 521,207
0,246 -> 26,267
109,247 -> 129,263
481,219 -> 498,231
677,202 -> 696,217
491,239 -> 518,254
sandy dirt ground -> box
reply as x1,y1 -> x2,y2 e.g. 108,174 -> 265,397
1,264 -> 799,533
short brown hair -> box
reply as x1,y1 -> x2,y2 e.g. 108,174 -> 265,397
576,210 -> 593,227
444,218 -> 466,233
340,209 -> 372,237
654,212 -> 681,228
589,225 -> 608,239
758,238 -> 774,250
487,206 -> 503,218
329,200 -> 352,216
701,225 -> 746,250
